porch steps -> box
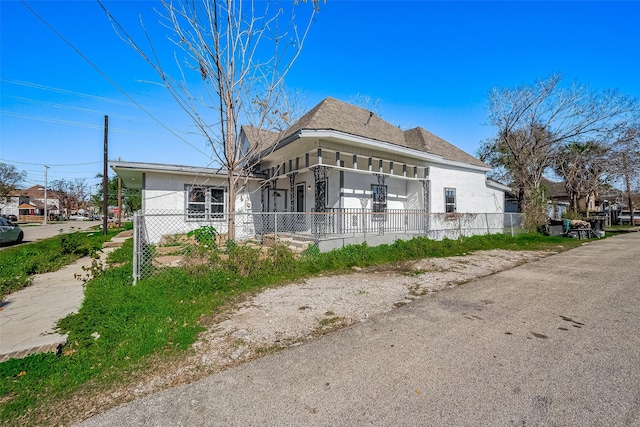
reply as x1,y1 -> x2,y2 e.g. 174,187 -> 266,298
263,234 -> 314,253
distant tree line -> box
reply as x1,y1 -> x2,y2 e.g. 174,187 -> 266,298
479,73 -> 640,230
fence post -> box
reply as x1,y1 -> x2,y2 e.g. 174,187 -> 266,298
132,211 -> 138,285
363,211 -> 367,244
486,213 -> 490,234
274,212 -> 278,243
511,213 -> 515,237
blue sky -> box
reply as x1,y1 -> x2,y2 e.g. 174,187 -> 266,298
1,0 -> 639,191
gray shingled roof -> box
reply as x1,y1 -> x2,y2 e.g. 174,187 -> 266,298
404,127 -> 487,167
541,178 -> 569,199
241,126 -> 280,152
281,97 -> 407,147
246,97 -> 487,168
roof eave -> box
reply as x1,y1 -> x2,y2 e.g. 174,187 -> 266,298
486,179 -> 512,193
295,129 -> 491,172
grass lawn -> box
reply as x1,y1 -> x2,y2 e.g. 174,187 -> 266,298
0,226 -> 129,298
0,232 -> 587,425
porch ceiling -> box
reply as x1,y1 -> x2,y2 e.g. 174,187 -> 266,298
113,167 -> 143,190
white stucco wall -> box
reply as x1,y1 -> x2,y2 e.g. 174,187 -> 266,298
340,172 -> 410,210
429,165 -> 504,214
141,172 -> 261,244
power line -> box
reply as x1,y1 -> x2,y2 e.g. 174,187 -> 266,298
4,95 -> 156,122
18,0 -> 211,158
1,110 -> 170,137
2,79 -> 140,108
0,158 -> 102,167
19,168 -> 101,174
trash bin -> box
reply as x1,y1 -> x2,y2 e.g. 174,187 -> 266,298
587,218 -> 604,231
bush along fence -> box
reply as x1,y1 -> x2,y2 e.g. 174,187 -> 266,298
132,210 -> 525,283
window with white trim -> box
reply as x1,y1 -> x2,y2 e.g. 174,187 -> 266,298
444,188 -> 456,213
186,185 -> 226,221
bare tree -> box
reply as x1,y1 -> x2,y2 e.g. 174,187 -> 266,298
51,178 -> 90,218
553,141 -> 608,213
479,73 -> 639,229
51,179 -> 72,218
101,0 -> 321,239
349,93 -> 382,115
607,125 -> 640,219
0,162 -> 26,207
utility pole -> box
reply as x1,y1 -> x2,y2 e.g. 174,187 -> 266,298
43,165 -> 49,225
117,174 -> 122,227
103,115 -> 109,235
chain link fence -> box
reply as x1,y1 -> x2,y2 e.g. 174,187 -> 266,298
133,210 -> 525,283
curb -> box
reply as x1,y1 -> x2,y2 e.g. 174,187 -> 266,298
0,340 -> 66,363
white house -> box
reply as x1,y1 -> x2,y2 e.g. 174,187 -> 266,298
112,97 -> 510,249
0,195 -> 19,218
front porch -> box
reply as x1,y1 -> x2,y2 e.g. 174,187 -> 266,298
260,145 -> 432,216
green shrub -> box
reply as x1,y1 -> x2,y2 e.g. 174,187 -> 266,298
264,243 -> 297,276
300,243 -> 320,259
223,242 -> 263,277
187,226 -> 218,248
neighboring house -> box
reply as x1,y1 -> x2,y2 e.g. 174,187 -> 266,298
0,195 -> 19,217
113,97 -> 510,248
540,178 -> 602,218
11,185 -> 61,218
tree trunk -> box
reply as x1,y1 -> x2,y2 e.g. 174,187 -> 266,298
227,167 -> 236,241
622,153 -> 635,225
517,187 -> 525,213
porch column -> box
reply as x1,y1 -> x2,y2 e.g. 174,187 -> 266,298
311,166 -> 329,212
374,173 -> 387,187
288,172 -> 298,212
421,179 -> 430,233
311,165 -> 329,237
374,173 -> 387,236
272,178 -> 278,212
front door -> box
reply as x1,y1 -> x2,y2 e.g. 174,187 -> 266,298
296,184 -> 305,212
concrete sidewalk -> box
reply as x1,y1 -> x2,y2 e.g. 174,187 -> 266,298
0,230 -> 132,362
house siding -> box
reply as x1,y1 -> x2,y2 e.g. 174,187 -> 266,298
0,196 -> 19,217
429,165 -> 503,214
141,172 -> 261,244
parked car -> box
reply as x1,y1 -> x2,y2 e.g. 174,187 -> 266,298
1,214 -> 18,222
0,217 -> 24,245
617,211 -> 640,226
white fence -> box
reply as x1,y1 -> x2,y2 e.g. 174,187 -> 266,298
133,210 -> 525,282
